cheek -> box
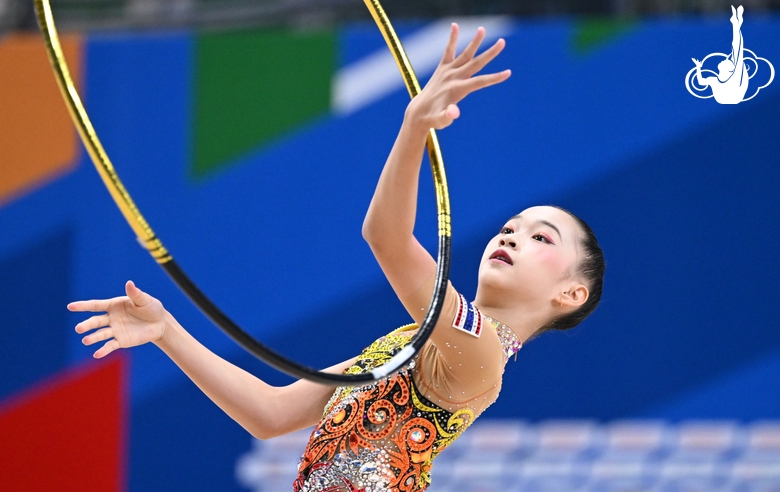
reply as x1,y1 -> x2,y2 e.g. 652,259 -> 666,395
536,249 -> 569,275
481,246 -> 491,262
480,239 -> 498,262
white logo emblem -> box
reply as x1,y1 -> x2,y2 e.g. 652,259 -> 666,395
685,5 -> 774,104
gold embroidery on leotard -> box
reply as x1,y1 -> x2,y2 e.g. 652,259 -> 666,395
296,326 -> 480,492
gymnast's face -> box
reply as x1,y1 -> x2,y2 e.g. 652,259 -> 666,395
476,206 -> 584,309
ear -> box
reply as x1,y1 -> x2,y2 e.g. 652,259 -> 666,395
558,283 -> 589,309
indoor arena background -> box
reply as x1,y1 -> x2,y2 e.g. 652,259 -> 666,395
1,9 -> 779,491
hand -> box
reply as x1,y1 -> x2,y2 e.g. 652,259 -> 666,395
692,58 -> 702,67
405,23 -> 511,132
69,281 -> 168,358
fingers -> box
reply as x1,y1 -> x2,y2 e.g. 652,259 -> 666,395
442,23 -> 459,63
429,104 -> 460,131
443,104 -> 460,122
453,26 -> 486,68
75,314 -> 110,334
461,38 -> 506,76
68,298 -> 113,313
82,326 -> 114,346
84,326 -> 120,357
93,339 -> 120,359
460,69 -> 512,95
420,26 -> 509,130
125,280 -> 151,307
69,280 -> 150,312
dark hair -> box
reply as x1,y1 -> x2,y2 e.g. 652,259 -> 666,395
542,206 -> 605,333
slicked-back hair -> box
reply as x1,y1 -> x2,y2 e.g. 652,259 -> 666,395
543,206 -> 605,333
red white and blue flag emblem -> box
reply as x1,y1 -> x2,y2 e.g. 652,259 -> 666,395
452,293 -> 482,338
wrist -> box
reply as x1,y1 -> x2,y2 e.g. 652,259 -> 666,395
154,311 -> 179,351
403,100 -> 433,139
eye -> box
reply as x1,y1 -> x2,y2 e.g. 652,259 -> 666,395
500,227 -> 513,234
532,233 -> 553,244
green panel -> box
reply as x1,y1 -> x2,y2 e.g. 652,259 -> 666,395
194,28 -> 335,177
572,17 -> 637,55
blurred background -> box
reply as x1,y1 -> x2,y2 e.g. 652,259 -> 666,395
1,0 -> 779,490
2,0 -> 780,31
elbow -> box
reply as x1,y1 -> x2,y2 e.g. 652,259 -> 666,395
244,391 -> 302,440
249,429 -> 271,441
243,417 -> 276,440
249,427 -> 276,441
247,419 -> 287,441
362,224 -> 389,257
362,218 -> 380,247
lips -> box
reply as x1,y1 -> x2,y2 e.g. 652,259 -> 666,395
489,249 -> 513,265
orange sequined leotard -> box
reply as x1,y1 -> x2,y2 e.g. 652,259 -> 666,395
293,295 -> 522,492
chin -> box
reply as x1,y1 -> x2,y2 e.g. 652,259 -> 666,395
477,273 -> 518,297
478,274 -> 543,304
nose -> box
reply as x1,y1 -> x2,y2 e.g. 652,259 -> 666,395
499,235 -> 517,249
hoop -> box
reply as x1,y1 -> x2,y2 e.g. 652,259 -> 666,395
33,0 -> 452,385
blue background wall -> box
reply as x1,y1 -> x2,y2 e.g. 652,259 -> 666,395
1,15 -> 778,490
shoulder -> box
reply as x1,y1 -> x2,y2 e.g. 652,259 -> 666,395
415,292 -> 506,392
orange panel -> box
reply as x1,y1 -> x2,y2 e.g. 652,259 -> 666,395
0,33 -> 82,205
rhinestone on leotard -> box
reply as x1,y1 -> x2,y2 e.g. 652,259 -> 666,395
484,315 -> 523,361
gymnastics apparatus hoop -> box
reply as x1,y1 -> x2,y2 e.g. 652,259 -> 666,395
33,0 -> 452,385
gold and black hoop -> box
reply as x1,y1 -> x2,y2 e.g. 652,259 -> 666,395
33,0 -> 452,385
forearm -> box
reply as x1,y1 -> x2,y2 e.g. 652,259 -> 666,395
72,282 -> 340,438
695,67 -> 706,86
154,313 -> 286,439
362,109 -> 430,248
360,24 -> 509,301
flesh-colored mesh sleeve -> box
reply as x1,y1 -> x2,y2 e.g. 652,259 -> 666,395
399,275 -> 505,416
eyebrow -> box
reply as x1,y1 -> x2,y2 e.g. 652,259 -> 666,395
510,214 -> 563,243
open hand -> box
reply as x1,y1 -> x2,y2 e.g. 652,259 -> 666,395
69,281 -> 167,358
405,23 -> 511,131
692,58 -> 703,67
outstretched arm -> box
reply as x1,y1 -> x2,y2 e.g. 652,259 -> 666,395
70,281 -> 353,439
362,23 -> 510,315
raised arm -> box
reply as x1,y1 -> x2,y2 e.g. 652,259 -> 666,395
70,281 -> 352,440
362,23 -> 510,313
692,58 -> 711,87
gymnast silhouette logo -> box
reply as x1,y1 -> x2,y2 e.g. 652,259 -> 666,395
685,5 -> 774,104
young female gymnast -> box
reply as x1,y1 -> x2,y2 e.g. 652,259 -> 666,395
69,24 -> 604,491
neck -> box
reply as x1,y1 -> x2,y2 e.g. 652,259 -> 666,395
473,302 -> 550,344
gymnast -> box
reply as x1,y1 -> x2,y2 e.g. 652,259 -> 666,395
692,5 -> 748,104
69,24 -> 605,491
